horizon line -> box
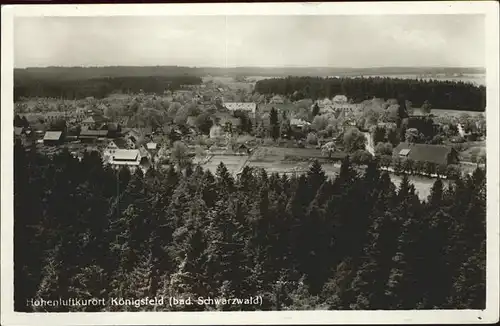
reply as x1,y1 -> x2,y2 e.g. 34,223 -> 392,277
14,64 -> 486,70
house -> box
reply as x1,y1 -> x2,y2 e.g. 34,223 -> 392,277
45,111 -> 69,122
81,115 -> 107,129
186,116 -> 198,128
145,143 -> 159,161
122,129 -> 145,148
209,125 -> 224,139
14,127 -> 35,148
107,138 -> 130,152
377,122 -> 398,129
233,143 -> 251,155
317,98 -> 333,107
138,146 -> 152,164
291,118 -> 311,129
75,107 -> 88,116
220,116 -> 242,133
14,127 -> 25,138
79,130 -> 108,143
270,95 -> 285,104
146,142 -> 158,151
393,142 -> 459,166
125,127 -> 153,139
224,102 -> 257,117
126,136 -> 138,149
43,131 -> 63,146
332,95 -> 349,103
109,149 -> 142,171
100,123 -> 121,138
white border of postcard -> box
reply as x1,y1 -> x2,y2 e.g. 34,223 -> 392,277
2,1 -> 499,325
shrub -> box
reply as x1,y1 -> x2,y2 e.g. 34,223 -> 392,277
307,133 -> 318,145
423,161 -> 437,175
375,142 -> 393,157
351,150 -> 373,165
446,164 -> 461,179
379,155 -> 393,168
437,164 -> 448,177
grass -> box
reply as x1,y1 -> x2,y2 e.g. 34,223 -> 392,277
460,146 -> 486,162
202,155 -> 249,174
390,174 -> 449,200
250,146 -> 324,162
430,109 -> 484,117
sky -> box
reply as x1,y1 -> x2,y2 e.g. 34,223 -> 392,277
14,15 -> 485,68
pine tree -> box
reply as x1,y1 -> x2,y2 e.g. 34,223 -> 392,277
270,107 -> 280,140
215,162 -> 235,195
306,160 -> 327,200
312,102 -> 320,117
427,177 -> 444,209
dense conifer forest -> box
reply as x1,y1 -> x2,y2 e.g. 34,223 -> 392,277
254,77 -> 486,111
14,142 -> 486,312
14,76 -> 202,101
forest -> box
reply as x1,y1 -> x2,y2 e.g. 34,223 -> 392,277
14,66 -> 484,79
14,141 -> 485,312
13,75 -> 202,101
254,76 -> 486,111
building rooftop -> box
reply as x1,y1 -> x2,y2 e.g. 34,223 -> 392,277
112,149 -> 140,161
14,127 -> 24,136
332,95 -> 348,103
43,131 -> 63,141
82,115 -> 107,124
109,138 -> 128,149
80,130 -> 108,137
399,148 -> 411,156
291,118 -> 311,127
393,142 -> 456,166
224,102 -> 257,113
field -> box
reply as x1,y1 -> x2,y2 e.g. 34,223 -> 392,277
250,147 -> 324,162
429,109 -> 484,117
202,155 -> 249,175
390,174 -> 449,200
202,76 -> 255,91
460,145 -> 486,162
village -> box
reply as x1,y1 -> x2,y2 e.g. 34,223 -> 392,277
13,76 -> 486,199
8,7 -> 494,317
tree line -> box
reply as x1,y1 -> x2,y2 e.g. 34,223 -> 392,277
14,143 -> 485,312
14,76 -> 202,101
14,66 -> 484,80
254,76 -> 486,112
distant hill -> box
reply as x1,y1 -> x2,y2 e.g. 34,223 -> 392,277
14,66 -> 485,80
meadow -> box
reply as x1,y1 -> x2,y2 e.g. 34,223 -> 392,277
202,154 -> 249,174
196,146 -> 448,201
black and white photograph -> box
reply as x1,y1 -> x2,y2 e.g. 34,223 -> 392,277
1,2 -> 499,325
